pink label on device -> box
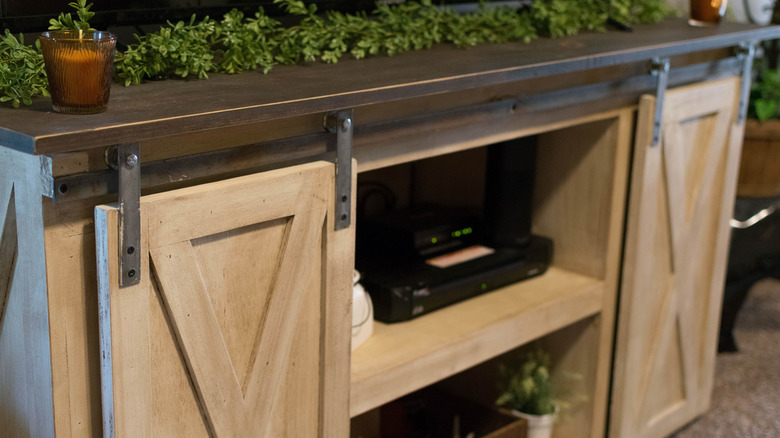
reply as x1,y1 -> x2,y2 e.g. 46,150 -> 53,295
426,245 -> 495,268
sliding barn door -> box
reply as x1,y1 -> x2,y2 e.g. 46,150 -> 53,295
611,78 -> 744,438
96,161 -> 353,437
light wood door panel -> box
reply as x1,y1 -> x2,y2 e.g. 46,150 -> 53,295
96,161 -> 353,437
611,78 -> 743,438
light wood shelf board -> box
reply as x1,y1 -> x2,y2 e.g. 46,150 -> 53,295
349,266 -> 604,417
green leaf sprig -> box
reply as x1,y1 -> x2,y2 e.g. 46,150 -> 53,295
49,0 -> 96,31
441,3 -> 536,48
611,0 -> 675,24
749,65 -> 780,121
0,30 -> 49,108
273,0 -> 330,63
115,15 -> 217,86
496,349 -> 557,416
530,0 -> 606,38
214,8 -> 281,74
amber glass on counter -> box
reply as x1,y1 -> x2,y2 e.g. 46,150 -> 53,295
689,0 -> 727,26
39,31 -> 116,115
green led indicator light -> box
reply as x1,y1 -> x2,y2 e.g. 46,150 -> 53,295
452,227 -> 473,238
431,237 -> 438,244
481,283 -> 488,290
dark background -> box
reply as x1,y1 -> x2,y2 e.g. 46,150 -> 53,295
0,0 -> 379,33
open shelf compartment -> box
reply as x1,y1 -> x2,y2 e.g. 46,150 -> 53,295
350,266 -> 604,417
349,108 -> 633,437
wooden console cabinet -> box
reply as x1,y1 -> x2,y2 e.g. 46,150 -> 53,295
0,20 -> 778,438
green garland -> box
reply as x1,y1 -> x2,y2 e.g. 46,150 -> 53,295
0,31 -> 49,108
1,0 -> 674,107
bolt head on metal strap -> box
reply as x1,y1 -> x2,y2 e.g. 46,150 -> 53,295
650,57 -> 669,75
341,117 -> 352,131
117,143 -> 141,287
325,110 -> 354,231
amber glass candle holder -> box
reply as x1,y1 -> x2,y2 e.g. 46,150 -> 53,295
39,30 -> 116,115
689,0 -> 728,26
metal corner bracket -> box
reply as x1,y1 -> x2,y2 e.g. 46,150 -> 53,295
650,56 -> 670,147
737,41 -> 756,124
117,143 -> 141,287
324,109 -> 354,231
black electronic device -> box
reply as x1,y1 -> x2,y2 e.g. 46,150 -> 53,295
483,136 -> 537,247
358,234 -> 552,322
357,206 -> 482,259
356,135 -> 551,322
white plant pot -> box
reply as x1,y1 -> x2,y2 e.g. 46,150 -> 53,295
510,408 -> 557,438
351,270 -> 374,351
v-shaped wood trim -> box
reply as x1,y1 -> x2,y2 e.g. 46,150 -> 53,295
150,205 -> 326,436
634,274 -> 677,427
662,109 -> 730,274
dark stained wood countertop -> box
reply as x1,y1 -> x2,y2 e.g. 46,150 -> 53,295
2,19 -> 780,155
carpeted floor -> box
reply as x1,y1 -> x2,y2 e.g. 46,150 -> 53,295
670,278 -> 780,437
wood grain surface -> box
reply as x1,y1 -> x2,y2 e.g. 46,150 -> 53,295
611,78 -> 743,438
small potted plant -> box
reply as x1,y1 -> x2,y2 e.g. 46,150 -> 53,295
495,349 -> 558,438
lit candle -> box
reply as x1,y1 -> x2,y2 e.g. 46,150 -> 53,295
688,0 -> 727,26
40,30 -> 116,114
59,47 -> 104,106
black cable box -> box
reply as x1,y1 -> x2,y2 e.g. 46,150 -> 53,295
357,235 -> 553,323
356,206 -> 483,259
